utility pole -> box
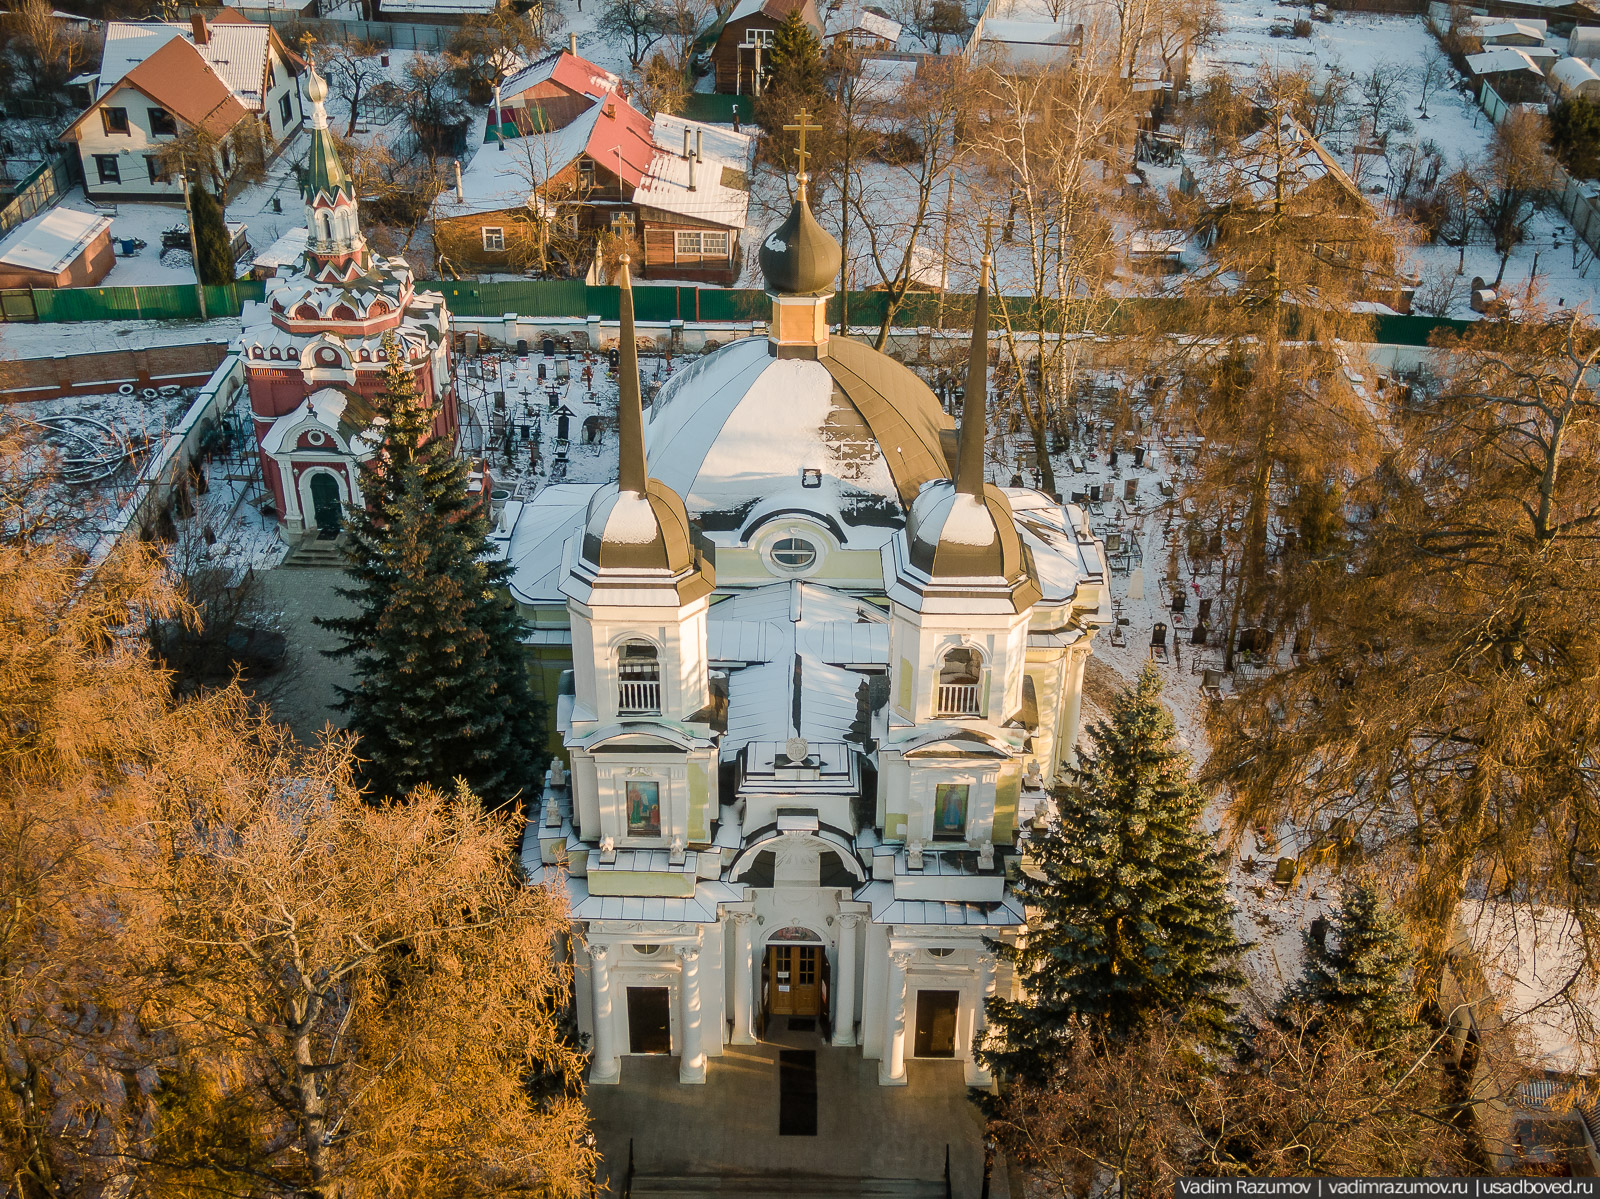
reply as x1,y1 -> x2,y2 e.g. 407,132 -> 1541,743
181,162 -> 208,321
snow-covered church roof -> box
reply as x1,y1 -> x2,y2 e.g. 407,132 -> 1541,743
642,334 -> 954,545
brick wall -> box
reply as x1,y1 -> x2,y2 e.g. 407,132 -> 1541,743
1,341 -> 233,400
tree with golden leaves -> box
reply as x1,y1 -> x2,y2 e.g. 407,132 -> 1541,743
1204,313 -> 1600,1032
0,434 -> 594,1198
1160,67 -> 1405,667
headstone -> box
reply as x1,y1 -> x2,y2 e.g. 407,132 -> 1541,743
1133,445 -> 1146,467
517,339 -> 528,355
1089,484 -> 1101,502
1124,478 -> 1138,501
1191,623 -> 1208,645
1197,597 -> 1212,623
542,336 -> 556,357
1171,592 -> 1186,614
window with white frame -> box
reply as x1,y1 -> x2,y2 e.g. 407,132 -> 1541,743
482,226 -> 506,251
742,27 -> 775,45
674,230 -> 730,258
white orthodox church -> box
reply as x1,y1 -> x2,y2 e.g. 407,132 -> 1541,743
506,181 -> 1109,1087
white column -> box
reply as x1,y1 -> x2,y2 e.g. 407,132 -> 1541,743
589,942 -> 620,1084
677,944 -> 707,1084
966,951 -> 997,1086
879,948 -> 912,1086
1059,646 -> 1089,771
832,914 -> 861,1047
730,913 -> 756,1045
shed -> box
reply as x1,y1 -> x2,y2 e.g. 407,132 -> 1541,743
0,207 -> 114,289
1551,55 -> 1600,97
250,225 -> 308,279
1569,25 -> 1600,56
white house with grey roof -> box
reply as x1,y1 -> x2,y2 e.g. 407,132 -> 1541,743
504,179 -> 1108,1088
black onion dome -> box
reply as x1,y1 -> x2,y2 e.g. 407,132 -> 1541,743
759,190 -> 842,296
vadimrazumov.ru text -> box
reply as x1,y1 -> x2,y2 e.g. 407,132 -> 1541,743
1178,1180 -> 1598,1198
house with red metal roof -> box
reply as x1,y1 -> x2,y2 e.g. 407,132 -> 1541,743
432,54 -> 753,284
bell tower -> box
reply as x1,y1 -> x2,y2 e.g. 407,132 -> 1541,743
301,64 -> 369,282
562,226 -> 717,728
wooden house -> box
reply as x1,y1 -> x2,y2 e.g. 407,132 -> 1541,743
711,0 -> 823,94
432,80 -> 753,283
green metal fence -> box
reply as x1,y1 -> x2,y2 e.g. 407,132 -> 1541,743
0,275 -> 1486,347
6,281 -> 267,323
678,93 -> 757,126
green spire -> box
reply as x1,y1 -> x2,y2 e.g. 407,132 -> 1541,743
302,66 -> 354,207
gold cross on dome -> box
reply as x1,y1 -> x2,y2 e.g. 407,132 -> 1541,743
610,211 -> 635,240
783,107 -> 824,177
979,214 -> 1001,252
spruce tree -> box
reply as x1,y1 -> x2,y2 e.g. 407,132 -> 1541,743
188,184 -> 235,286
980,665 -> 1245,1086
768,10 -> 823,96
1285,882 -> 1418,1048
317,333 -> 540,809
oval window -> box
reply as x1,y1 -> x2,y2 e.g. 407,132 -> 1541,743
633,944 -> 661,956
771,536 -> 817,571
927,947 -> 955,958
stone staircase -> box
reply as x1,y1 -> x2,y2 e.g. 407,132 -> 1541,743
279,535 -> 346,569
627,1173 -> 947,1199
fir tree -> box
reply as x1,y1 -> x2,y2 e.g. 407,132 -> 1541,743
768,9 -> 823,95
980,665 -> 1245,1086
1285,882 -> 1418,1048
188,183 -> 235,286
318,332 -> 541,809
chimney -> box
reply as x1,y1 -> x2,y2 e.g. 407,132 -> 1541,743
569,32 -> 578,55
696,129 -> 703,161
688,149 -> 696,191
191,12 -> 209,44
455,159 -> 464,202
683,127 -> 691,159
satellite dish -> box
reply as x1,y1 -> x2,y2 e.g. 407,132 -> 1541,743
784,736 -> 809,764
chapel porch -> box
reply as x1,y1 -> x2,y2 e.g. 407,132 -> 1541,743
586,1039 -> 1001,1197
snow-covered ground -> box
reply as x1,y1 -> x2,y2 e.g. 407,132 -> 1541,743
1195,8 -> 1600,316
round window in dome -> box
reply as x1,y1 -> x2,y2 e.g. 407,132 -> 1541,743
771,536 -> 817,571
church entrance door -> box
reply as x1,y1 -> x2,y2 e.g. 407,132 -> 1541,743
626,986 -> 671,1054
765,945 -> 820,1017
913,989 -> 959,1058
309,473 -> 342,539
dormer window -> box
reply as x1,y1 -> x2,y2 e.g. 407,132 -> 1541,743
617,641 -> 661,715
933,783 -> 969,840
936,648 -> 982,716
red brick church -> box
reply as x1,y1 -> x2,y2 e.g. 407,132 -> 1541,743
239,65 -> 456,541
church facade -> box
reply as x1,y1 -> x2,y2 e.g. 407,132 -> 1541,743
238,67 -> 456,541
504,184 -> 1108,1086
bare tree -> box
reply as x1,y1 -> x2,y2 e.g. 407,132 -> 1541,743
7,0 -> 90,98
965,51 -> 1138,494
449,8 -> 548,105
1473,108 -> 1557,285
154,116 -> 272,215
1416,45 -> 1451,120
838,55 -> 971,348
319,37 -> 388,137
596,0 -> 670,68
